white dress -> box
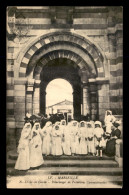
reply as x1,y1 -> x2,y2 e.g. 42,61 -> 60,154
15,131 -> 30,170
87,127 -> 95,154
70,126 -> 77,154
51,128 -> 63,156
62,125 -> 71,155
29,133 -> 44,168
94,127 -> 104,148
41,126 -> 52,155
79,127 -> 88,155
105,115 -> 116,134
75,128 -> 80,154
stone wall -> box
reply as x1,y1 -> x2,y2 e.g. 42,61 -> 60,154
7,6 -> 123,141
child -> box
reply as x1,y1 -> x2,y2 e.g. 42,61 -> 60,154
41,121 -> 52,156
70,120 -> 79,156
15,123 -> 31,170
78,121 -> 88,155
29,130 -> 44,168
51,124 -> 63,156
87,121 -> 95,156
94,121 -> 104,157
30,120 -> 42,139
62,122 -> 71,156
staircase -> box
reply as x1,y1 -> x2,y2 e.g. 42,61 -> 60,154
7,151 -> 123,188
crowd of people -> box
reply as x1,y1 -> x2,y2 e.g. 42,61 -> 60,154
15,110 -> 122,171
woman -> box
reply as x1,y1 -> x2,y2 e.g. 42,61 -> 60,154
104,110 -> 116,138
15,123 -> 32,170
29,130 -> 44,168
41,121 -> 52,156
78,121 -> 88,155
87,121 -> 95,156
105,120 -> 121,157
94,121 -> 104,157
51,124 -> 63,156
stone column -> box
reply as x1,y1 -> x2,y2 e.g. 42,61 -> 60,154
89,82 -> 98,121
73,87 -> 81,119
82,83 -> 90,116
40,81 -> 46,115
14,78 -> 26,128
97,79 -> 110,121
6,79 -> 16,150
115,139 -> 123,167
14,78 -> 27,147
33,80 -> 41,115
26,79 -> 34,115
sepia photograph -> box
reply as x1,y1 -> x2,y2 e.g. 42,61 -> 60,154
6,6 -> 123,188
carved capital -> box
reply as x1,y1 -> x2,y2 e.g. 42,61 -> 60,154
27,78 -> 35,86
34,79 -> 41,87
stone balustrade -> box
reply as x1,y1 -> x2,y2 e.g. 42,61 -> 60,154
115,139 -> 123,167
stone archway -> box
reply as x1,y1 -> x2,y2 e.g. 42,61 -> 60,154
39,58 -> 82,119
14,31 -> 110,128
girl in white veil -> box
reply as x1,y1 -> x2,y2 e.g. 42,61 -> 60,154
78,121 -> 88,155
15,123 -> 32,170
30,121 -> 42,139
40,121 -> 52,156
51,124 -> 63,156
29,130 -> 44,168
69,120 -> 79,156
62,121 -> 71,155
87,121 -> 95,156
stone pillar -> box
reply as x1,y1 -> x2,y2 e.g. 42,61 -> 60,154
14,78 -> 26,128
89,83 -> 98,121
73,87 -> 81,119
115,139 -> 123,167
82,84 -> 90,116
26,79 -> 34,115
97,80 -> 110,121
40,81 -> 46,115
14,78 -> 27,148
6,79 -> 16,151
33,80 -> 41,115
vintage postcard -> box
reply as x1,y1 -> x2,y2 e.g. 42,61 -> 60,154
6,6 -> 123,188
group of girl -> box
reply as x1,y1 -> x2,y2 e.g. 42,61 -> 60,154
15,109 -> 121,170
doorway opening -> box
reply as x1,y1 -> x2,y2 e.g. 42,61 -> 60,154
46,78 -> 73,122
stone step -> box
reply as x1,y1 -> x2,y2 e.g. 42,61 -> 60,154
28,167 -> 123,176
7,159 -> 118,168
8,151 -> 115,161
7,167 -> 122,176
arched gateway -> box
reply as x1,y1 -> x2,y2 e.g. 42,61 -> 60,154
14,31 -> 110,128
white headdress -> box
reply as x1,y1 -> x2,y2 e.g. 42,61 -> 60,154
87,121 -> 94,128
80,121 -> 86,127
45,121 -> 52,127
104,110 -> 112,121
61,120 -> 66,125
55,121 -> 61,126
30,122 -> 41,139
94,121 -> 102,128
71,120 -> 78,126
21,122 -> 32,138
